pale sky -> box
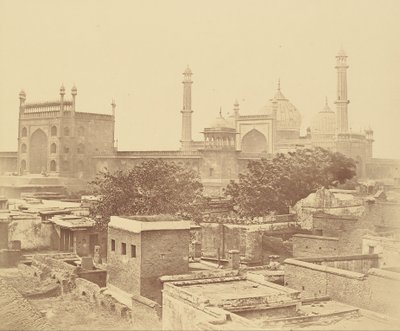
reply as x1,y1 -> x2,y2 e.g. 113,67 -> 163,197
0,0 -> 399,158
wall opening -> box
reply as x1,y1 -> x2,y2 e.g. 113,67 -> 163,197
241,129 -> 268,153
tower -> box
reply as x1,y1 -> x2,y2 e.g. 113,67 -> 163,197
335,49 -> 349,133
180,66 -> 193,151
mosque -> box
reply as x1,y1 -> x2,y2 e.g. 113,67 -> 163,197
0,50 -> 398,197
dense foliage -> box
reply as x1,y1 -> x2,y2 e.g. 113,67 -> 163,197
90,159 -> 204,230
225,147 -> 356,217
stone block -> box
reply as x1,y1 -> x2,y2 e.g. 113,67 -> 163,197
81,256 -> 94,270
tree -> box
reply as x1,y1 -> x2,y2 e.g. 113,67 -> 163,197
90,159 -> 204,230
225,147 -> 356,217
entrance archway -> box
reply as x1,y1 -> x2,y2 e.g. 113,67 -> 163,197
241,129 -> 268,153
29,129 -> 48,173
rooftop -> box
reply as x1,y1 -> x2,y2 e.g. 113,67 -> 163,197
109,215 -> 191,233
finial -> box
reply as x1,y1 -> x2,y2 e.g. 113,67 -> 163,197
111,98 -> 116,107
19,89 -> 26,99
277,78 -> 281,91
60,84 -> 65,95
219,106 -> 222,117
325,96 -> 328,106
71,84 -> 77,96
234,99 -> 239,107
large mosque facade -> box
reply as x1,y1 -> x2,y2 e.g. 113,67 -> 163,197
0,50 -> 398,197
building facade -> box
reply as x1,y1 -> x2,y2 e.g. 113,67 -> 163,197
1,50 -> 399,196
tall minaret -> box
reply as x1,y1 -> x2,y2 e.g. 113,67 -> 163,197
181,66 -> 193,151
335,49 -> 349,133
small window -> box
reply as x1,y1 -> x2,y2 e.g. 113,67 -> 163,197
78,126 -> 84,136
64,127 -> 70,136
51,126 -> 57,136
368,246 -> 375,254
64,146 -> 69,153
21,127 -> 28,137
319,247 -> 322,250
50,143 -> 57,153
302,286 -> 305,291
209,168 -> 214,176
50,160 -> 56,172
21,143 -> 27,153
121,243 -> 126,255
77,143 -> 84,154
131,245 -> 136,258
111,239 -> 115,252
305,246 -> 309,249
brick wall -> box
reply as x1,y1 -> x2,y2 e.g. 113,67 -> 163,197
107,227 -> 141,295
284,258 -> 400,316
292,234 -> 339,258
141,229 -> 190,303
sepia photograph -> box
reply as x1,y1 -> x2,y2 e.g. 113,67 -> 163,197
0,0 -> 399,330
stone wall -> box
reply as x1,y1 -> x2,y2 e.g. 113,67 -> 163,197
141,229 -> 190,303
107,227 -> 142,295
292,234 -> 339,258
8,216 -> 54,250
284,258 -> 400,316
362,235 -> 400,268
74,278 -> 133,324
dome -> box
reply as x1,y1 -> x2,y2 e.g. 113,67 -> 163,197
311,99 -> 336,134
208,110 -> 235,129
258,85 -> 302,131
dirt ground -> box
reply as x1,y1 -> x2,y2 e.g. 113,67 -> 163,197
30,293 -> 134,330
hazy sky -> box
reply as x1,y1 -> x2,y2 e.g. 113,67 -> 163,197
1,0 -> 399,158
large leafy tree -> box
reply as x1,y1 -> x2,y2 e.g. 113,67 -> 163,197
90,159 -> 204,230
225,147 -> 356,217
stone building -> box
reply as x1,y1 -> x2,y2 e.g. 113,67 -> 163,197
107,215 -> 191,303
0,50 -> 399,196
16,85 -> 115,177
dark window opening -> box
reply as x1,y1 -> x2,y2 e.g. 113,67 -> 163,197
131,245 -> 136,258
302,286 -> 305,290
111,239 -> 115,252
121,243 -> 127,255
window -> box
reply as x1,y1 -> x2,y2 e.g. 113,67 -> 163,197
111,239 -> 115,252
78,126 -> 84,136
77,143 -> 84,154
21,143 -> 27,153
209,168 -> 214,176
64,127 -> 70,136
302,286 -> 305,291
50,160 -> 56,172
64,146 -> 69,153
51,126 -> 57,136
50,143 -> 57,153
121,243 -> 126,255
131,245 -> 136,258
369,246 -> 375,254
21,127 -> 27,137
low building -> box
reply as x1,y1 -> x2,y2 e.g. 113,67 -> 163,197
50,215 -> 106,258
107,215 -> 191,303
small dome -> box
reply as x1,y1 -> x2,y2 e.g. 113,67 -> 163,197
311,99 -> 336,134
60,84 -> 66,94
19,90 -> 26,98
71,85 -> 77,95
183,66 -> 192,75
259,85 -> 302,131
209,110 -> 235,129
337,48 -> 347,57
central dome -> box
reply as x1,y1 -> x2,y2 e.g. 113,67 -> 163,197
258,85 -> 302,132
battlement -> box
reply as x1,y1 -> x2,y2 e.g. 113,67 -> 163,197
24,100 -> 73,113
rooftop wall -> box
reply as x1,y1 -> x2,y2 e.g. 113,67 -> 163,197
284,257 -> 400,316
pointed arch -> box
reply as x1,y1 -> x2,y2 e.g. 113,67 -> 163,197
241,129 -> 268,153
29,129 -> 48,173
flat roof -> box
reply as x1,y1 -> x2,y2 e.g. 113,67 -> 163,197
109,215 -> 191,233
